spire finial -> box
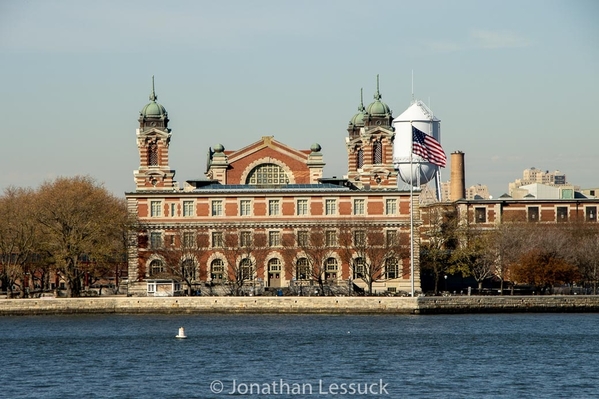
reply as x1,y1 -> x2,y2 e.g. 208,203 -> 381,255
358,88 -> 365,111
374,74 -> 381,100
149,75 -> 157,101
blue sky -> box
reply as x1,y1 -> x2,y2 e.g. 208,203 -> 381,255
1,0 -> 597,198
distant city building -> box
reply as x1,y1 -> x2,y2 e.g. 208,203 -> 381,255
508,167 -> 571,195
440,181 -> 490,201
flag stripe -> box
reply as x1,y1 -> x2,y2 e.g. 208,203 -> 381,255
412,126 -> 447,168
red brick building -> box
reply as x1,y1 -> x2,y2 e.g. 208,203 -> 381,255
126,81 -> 421,296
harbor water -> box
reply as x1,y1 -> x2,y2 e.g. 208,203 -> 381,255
2,313 -> 598,398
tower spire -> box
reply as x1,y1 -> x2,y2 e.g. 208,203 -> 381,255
149,75 -> 157,102
359,88 -> 365,111
374,74 -> 382,100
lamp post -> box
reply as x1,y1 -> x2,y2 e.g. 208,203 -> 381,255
444,275 -> 448,292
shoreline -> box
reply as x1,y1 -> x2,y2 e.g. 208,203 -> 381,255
2,295 -> 599,316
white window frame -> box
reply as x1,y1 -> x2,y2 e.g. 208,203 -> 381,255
240,199 -> 252,216
150,201 -> 162,217
296,199 -> 308,216
268,199 -> 280,216
385,198 -> 397,216
353,198 -> 365,215
325,199 -> 337,216
182,200 -> 194,217
211,200 -> 223,217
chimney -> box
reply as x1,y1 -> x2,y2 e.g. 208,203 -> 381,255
450,151 -> 465,201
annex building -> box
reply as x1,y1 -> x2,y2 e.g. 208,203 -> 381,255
126,81 -> 421,296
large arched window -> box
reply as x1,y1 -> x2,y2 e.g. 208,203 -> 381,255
246,163 -> 289,185
240,258 -> 253,281
296,258 -> 310,280
149,259 -> 164,276
385,258 -> 399,279
325,257 -> 338,281
181,259 -> 196,280
353,257 -> 366,279
211,259 -> 225,282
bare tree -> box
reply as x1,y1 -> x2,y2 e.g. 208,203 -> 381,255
220,229 -> 267,295
419,205 -> 459,294
152,230 -> 210,296
450,227 -> 496,293
338,225 -> 408,295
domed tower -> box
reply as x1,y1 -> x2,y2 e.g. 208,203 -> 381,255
345,76 -> 397,189
133,77 -> 176,191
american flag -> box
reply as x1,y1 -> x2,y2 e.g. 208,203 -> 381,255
412,126 -> 447,168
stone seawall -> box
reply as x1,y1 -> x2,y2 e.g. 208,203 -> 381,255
2,296 -> 599,316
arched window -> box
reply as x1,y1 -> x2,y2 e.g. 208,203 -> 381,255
268,258 -> 281,272
181,259 -> 196,280
240,258 -> 253,281
246,163 -> 289,185
211,259 -> 225,282
149,259 -> 164,276
385,258 -> 399,279
356,148 -> 364,169
353,257 -> 365,279
148,142 -> 158,166
373,140 -> 382,164
325,257 -> 338,281
296,258 -> 310,280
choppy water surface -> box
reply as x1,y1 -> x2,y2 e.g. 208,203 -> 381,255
2,313 -> 598,398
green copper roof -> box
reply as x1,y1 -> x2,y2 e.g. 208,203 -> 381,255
365,75 -> 391,116
349,88 -> 366,126
140,76 -> 167,118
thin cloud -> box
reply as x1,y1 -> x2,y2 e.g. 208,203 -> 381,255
470,29 -> 532,49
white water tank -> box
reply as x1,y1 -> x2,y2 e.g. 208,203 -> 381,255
392,100 -> 441,186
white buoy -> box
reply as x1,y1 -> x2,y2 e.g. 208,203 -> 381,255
176,326 -> 187,339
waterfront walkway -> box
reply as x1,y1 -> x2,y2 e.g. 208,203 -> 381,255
2,295 -> 599,315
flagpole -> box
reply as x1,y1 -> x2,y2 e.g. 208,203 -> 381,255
409,122 -> 414,297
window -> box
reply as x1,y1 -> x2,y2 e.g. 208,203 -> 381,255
354,230 -> 366,246
269,199 -> 280,216
353,257 -> 365,279
240,231 -> 252,247
354,199 -> 365,215
475,207 -> 486,223
325,230 -> 337,247
528,206 -> 539,222
296,258 -> 310,280
182,232 -> 195,248
356,148 -> 364,169
269,231 -> 281,247
181,259 -> 196,280
211,200 -> 223,216
149,232 -> 162,249
150,201 -> 162,217
587,207 -> 597,222
149,259 -> 164,276
557,206 -> 568,222
386,230 -> 397,246
211,259 -> 225,282
148,142 -> 158,166
325,258 -> 338,280
297,230 -> 309,247
240,200 -> 251,216
183,201 -> 194,217
385,199 -> 397,215
268,258 -> 281,272
325,199 -> 337,215
170,203 -> 176,217
246,163 -> 289,185
373,140 -> 382,164
297,199 -> 308,216
386,258 -> 399,279
212,231 -> 223,248
240,258 -> 253,280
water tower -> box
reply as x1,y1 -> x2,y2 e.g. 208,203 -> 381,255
392,100 -> 443,200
